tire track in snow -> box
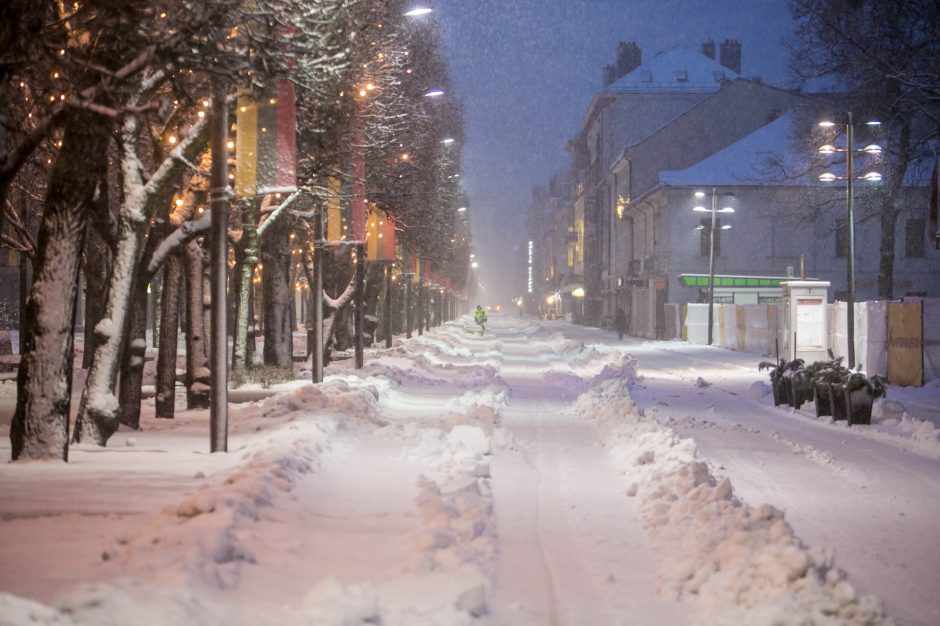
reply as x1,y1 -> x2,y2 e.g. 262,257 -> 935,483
489,395 -> 562,625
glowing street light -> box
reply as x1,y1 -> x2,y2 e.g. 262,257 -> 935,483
816,113 -> 883,367
423,89 -> 444,98
692,188 -> 736,345
404,7 -> 433,16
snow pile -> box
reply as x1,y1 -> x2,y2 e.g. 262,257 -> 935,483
545,351 -> 640,399
0,593 -> 77,626
101,419 -> 338,591
295,577 -> 380,626
362,354 -> 505,390
402,425 -> 496,577
578,380 -> 895,625
445,385 -> 509,427
232,377 -> 387,427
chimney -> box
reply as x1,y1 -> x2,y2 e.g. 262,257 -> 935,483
614,41 -> 642,80
719,39 -> 741,74
701,40 -> 716,60
602,64 -> 616,88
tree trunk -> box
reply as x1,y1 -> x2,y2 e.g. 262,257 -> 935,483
11,110 -> 110,461
261,218 -> 292,367
184,240 -> 210,408
362,262 -> 383,346
117,277 -> 148,429
155,250 -> 182,418
877,121 -> 911,300
232,200 -> 259,372
74,114 -> 156,445
81,212 -> 112,370
17,251 -> 31,352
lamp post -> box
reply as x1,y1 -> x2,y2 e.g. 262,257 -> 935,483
817,113 -> 882,369
693,188 -> 735,345
208,82 -> 230,453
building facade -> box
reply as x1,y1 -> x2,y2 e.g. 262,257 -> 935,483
526,40 -> 939,334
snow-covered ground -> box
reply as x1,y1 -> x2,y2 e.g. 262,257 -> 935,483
1,316 -> 938,625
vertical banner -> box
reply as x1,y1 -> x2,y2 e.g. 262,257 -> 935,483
366,209 -> 397,261
366,208 -> 379,260
235,79 -> 298,197
351,117 -> 366,240
326,175 -> 342,241
382,218 -> 396,260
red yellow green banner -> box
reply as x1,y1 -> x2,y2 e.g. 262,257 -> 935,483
366,208 -> 396,260
235,79 -> 298,197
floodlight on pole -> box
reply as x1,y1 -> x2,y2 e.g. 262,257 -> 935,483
692,188 -> 736,345
815,112 -> 883,368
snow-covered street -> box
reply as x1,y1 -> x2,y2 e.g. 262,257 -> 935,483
2,316 -> 939,625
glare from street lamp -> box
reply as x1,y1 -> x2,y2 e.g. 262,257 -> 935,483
457,206 -> 466,212
404,7 -> 432,16
862,144 -> 882,154
818,172 -> 837,182
471,261 -> 478,268
717,207 -> 735,213
866,120 -> 881,126
423,89 -> 444,98
819,120 -> 835,128
860,171 -> 882,182
692,206 -> 709,212
720,224 -> 733,230
441,137 -> 455,144
694,191 -> 706,198
818,144 -> 837,154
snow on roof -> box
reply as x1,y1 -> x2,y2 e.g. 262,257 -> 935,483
660,113 -> 808,187
660,113 -> 932,188
605,45 -> 736,93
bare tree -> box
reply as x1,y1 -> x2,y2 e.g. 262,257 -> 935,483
789,0 -> 940,298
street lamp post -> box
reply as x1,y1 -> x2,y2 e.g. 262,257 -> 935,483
818,113 -> 882,369
693,189 -> 735,346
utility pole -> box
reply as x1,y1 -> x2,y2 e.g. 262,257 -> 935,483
845,112 -> 857,369
355,243 -> 365,368
405,274 -> 413,338
384,265 -> 393,348
706,187 -> 717,346
312,205 -> 324,383
209,83 -> 229,453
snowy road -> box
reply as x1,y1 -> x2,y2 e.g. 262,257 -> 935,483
1,316 -> 938,625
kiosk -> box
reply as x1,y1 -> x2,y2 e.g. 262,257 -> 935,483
781,280 -> 830,362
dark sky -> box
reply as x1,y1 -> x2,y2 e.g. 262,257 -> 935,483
433,0 -> 796,304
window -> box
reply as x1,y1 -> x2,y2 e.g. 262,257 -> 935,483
699,218 -> 721,257
905,218 -> 925,258
835,219 -> 848,258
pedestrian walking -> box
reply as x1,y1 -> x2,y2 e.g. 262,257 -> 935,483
614,307 -> 626,340
474,304 -> 487,335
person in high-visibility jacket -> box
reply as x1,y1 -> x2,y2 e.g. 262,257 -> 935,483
474,305 -> 487,334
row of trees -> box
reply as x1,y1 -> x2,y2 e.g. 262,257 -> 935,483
1,0 -> 471,460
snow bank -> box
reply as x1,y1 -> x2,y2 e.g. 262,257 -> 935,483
231,377 -> 388,428
398,423 -> 496,618
103,419 -> 338,589
545,351 -> 640,399
361,354 -> 505,390
577,379 -> 894,625
0,593 -> 77,626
